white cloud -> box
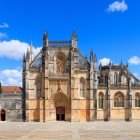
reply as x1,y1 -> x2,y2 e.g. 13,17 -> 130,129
0,32 -> 7,39
33,47 -> 42,57
1,69 -> 21,78
0,23 -> 9,28
128,56 -> 140,65
99,58 -> 111,66
7,78 -> 21,86
0,40 -> 41,60
0,69 -> 22,86
107,0 -> 128,12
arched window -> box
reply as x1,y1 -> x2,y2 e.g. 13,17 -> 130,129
135,93 -> 140,107
114,92 -> 124,107
98,92 -> 103,109
99,74 -> 103,84
119,74 -> 122,83
56,52 -> 66,74
80,78 -> 86,98
114,72 -> 118,85
0,109 -> 6,121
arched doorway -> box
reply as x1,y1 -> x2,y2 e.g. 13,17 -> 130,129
0,109 -> 6,121
56,106 -> 65,121
53,91 -> 70,121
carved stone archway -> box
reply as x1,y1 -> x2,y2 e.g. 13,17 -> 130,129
50,80 -> 71,121
53,92 -> 70,108
52,92 -> 70,121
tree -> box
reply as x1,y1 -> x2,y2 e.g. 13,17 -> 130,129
0,82 -> 2,94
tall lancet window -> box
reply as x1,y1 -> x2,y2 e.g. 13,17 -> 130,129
105,74 -> 108,86
135,93 -> 140,107
80,77 -> 86,98
114,72 -> 118,85
114,92 -> 124,107
99,74 -> 103,84
56,52 -> 66,74
98,92 -> 103,109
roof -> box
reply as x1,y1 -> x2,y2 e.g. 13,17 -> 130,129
100,65 -> 127,70
48,40 -> 71,47
2,86 -> 22,93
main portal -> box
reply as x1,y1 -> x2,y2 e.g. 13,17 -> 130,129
56,106 -> 65,121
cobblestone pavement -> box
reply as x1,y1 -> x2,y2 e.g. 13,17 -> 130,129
0,121 -> 140,140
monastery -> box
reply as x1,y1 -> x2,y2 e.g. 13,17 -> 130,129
22,31 -> 140,122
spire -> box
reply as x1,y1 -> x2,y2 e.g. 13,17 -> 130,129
94,54 -> 97,63
23,53 -> 26,70
90,50 -> 94,62
120,59 -> 123,65
71,30 -> 78,48
43,31 -> 48,47
30,41 -> 33,54
72,30 -> 78,40
30,41 -> 33,62
109,60 -> 112,68
26,48 -> 30,60
120,59 -> 123,68
23,53 -> 26,62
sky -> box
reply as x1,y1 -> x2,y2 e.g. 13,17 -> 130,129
0,0 -> 140,86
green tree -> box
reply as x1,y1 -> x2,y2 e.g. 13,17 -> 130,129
0,82 -> 2,94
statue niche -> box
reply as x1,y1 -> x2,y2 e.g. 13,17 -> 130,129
56,51 -> 66,74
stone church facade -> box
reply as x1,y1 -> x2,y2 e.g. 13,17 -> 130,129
23,32 -> 140,122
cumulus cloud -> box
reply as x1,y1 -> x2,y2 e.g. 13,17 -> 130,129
0,23 -> 9,28
0,69 -> 22,86
0,32 -> 7,39
33,46 -> 42,57
107,0 -> 128,12
0,40 -> 41,60
99,58 -> 111,66
128,56 -> 140,65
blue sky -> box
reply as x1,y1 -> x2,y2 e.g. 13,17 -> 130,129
0,0 -> 140,86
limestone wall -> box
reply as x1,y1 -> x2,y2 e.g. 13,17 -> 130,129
111,109 -> 125,120
97,110 -> 104,120
132,109 -> 140,120
0,96 -> 23,122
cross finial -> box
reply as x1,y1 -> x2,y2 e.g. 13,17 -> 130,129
43,31 -> 48,47
72,30 -> 78,40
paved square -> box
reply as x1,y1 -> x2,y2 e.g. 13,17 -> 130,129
0,122 -> 140,140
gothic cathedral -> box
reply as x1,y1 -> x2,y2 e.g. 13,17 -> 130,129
23,32 -> 140,122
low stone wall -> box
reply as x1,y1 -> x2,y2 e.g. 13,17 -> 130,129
0,93 -> 23,122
